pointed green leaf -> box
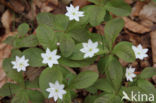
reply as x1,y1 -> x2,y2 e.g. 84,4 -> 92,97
0,83 -> 20,97
112,41 -> 135,62
69,71 -> 98,89
139,67 -> 156,79
13,35 -> 38,48
36,25 -> 57,50
83,5 -> 106,26
17,23 -> 29,36
104,18 -> 124,49
23,48 -> 44,67
105,0 -> 131,16
27,90 -> 44,103
105,55 -> 123,91
12,89 -> 29,103
60,36 -> 75,57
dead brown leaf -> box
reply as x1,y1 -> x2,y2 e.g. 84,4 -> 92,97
124,0 -> 134,4
150,30 -> 156,67
73,0 -> 90,8
1,10 -> 13,33
26,67 -> 43,81
123,17 -> 151,33
131,1 -> 145,17
0,0 -> 25,13
80,64 -> 99,73
140,2 -> 156,22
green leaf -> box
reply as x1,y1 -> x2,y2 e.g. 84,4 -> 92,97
105,55 -> 123,91
51,14 -> 69,31
105,0 -> 131,16
63,91 -> 72,103
26,77 -> 39,88
104,18 -> 124,49
97,55 -> 110,74
94,94 -> 122,103
112,41 -> 135,62
69,43 -> 84,60
119,86 -> 146,98
137,79 -> 156,97
37,13 -> 54,27
59,57 -> 95,67
69,71 -> 98,89
139,67 -> 156,79
84,95 -> 97,103
12,89 -> 29,103
13,35 -> 38,48
60,36 -> 75,57
3,36 -> 16,45
66,23 -> 89,42
17,23 -> 29,36
93,78 -> 114,93
23,48 -> 44,67
27,90 -> 44,103
0,83 -> 20,97
11,49 -> 23,58
39,67 -> 63,98
83,5 -> 106,26
37,13 -> 69,31
36,25 -> 57,50
88,0 -> 108,5
3,58 -> 24,86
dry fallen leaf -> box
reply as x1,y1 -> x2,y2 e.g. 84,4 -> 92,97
150,30 -> 156,67
124,0 -> 134,4
0,0 -> 25,13
26,67 -> 43,81
73,0 -> 90,8
123,17 -> 151,33
140,19 -> 154,29
81,64 -> 99,73
131,1 -> 145,17
152,75 -> 156,84
140,2 -> 156,22
96,24 -> 104,35
1,10 -> 13,33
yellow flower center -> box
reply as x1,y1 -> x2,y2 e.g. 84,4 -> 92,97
55,89 -> 58,92
137,52 -> 141,55
89,48 -> 93,52
48,57 -> 52,60
72,12 -> 76,15
19,63 -> 23,67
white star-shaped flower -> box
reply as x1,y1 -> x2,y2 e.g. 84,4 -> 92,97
41,48 -> 61,68
11,56 -> 29,72
132,44 -> 148,60
80,39 -> 99,58
46,81 -> 66,101
125,66 -> 136,82
65,4 -> 84,21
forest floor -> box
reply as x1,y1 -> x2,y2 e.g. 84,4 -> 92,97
0,0 -> 156,102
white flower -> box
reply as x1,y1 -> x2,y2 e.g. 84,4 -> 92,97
11,56 -> 29,72
80,39 -> 99,58
125,66 -> 136,82
132,44 -> 148,60
46,81 -> 66,101
65,4 -> 84,21
41,48 -> 61,68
